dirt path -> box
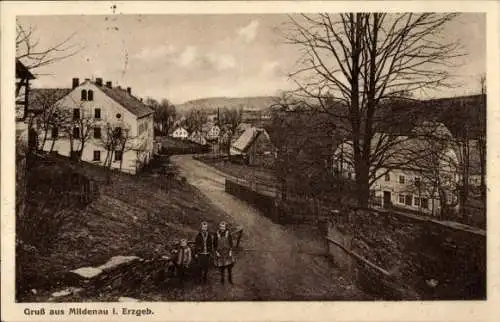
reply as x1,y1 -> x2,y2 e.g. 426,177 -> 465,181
162,155 -> 369,301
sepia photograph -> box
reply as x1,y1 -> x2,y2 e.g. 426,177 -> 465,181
3,1 -> 497,320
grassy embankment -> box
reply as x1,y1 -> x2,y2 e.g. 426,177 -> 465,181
17,154 -> 233,301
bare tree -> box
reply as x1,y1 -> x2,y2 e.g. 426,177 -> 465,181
401,123 -> 460,218
184,107 -> 208,133
219,107 -> 243,154
30,90 -> 62,150
74,109 -> 97,161
153,99 -> 177,136
100,122 -> 123,170
283,13 -> 463,206
16,22 -> 80,73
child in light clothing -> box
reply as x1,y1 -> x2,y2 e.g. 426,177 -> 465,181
175,238 -> 192,286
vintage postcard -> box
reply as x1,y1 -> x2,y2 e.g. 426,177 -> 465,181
2,1 -> 499,321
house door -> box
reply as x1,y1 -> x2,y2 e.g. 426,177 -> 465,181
383,191 -> 391,208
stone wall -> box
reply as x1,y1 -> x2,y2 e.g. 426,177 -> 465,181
225,179 -> 279,223
326,207 -> 486,300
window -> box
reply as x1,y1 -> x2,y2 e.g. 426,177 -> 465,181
93,150 -> 101,161
116,113 -> 121,119
399,194 -> 405,204
414,197 -> 420,206
94,108 -> 101,119
51,126 -> 58,139
405,194 -> 412,206
421,198 -> 429,209
73,127 -> 80,139
384,173 -> 390,182
81,89 -> 87,101
73,108 -> 80,119
115,150 -> 123,161
94,127 -> 101,139
348,172 -> 352,179
399,175 -> 405,184
87,90 -> 94,101
114,127 -> 122,138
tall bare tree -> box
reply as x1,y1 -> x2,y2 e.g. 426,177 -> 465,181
402,122 -> 460,218
284,13 -> 463,206
219,107 -> 243,154
153,99 -> 177,136
73,109 -> 97,161
16,22 -> 80,73
184,107 -> 208,133
30,90 -> 62,150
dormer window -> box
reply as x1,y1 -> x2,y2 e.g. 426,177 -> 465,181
88,90 -> 94,101
81,90 -> 87,101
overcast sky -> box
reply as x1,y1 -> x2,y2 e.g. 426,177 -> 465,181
18,13 -> 485,104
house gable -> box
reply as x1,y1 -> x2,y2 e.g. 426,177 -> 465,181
54,82 -> 139,135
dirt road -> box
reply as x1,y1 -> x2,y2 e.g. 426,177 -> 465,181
156,155 -> 369,301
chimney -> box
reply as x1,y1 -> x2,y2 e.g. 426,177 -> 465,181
72,78 -> 79,89
96,78 -> 103,86
105,81 -> 112,88
126,87 -> 131,94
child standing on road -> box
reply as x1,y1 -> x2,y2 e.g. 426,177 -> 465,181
175,238 -> 192,286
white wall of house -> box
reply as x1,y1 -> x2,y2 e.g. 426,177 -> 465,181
207,125 -> 220,140
371,167 -> 441,216
38,80 -> 154,174
332,142 -> 460,216
172,127 -> 189,139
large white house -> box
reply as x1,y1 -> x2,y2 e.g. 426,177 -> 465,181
333,122 -> 460,216
34,77 -> 154,174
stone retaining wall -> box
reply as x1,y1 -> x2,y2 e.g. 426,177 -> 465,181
326,207 -> 486,300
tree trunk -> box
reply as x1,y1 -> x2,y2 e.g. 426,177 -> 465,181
356,159 -> 370,207
40,128 -> 48,151
78,140 -> 86,161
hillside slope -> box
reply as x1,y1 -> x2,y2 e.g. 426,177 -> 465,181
17,155 -> 234,301
176,96 -> 278,114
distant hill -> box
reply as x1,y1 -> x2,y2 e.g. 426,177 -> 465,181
175,96 -> 278,115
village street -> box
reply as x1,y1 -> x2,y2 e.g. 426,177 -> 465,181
162,155 -> 370,301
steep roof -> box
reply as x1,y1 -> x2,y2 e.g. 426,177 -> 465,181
99,85 -> 153,118
29,81 -> 153,118
231,127 -> 269,153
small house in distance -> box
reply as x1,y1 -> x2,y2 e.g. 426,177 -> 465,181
230,127 -> 275,166
206,124 -> 221,141
172,126 -> 189,140
189,130 -> 207,145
